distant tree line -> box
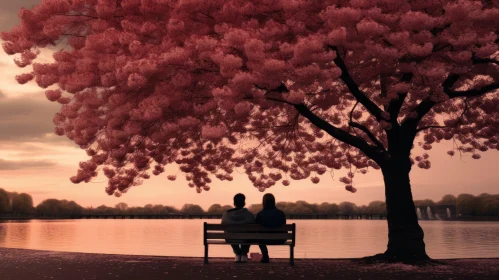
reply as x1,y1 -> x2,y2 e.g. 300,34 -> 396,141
0,188 -> 35,215
1,188 -> 498,217
413,193 -> 499,216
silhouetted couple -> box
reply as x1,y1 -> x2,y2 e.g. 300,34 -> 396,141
221,193 -> 286,263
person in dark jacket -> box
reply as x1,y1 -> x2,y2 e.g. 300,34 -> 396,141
255,193 -> 286,263
221,193 -> 255,263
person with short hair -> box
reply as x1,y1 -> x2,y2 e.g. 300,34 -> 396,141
255,193 -> 286,263
221,193 -> 255,263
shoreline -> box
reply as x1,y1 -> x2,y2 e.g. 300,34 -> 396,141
3,246 -> 499,261
2,216 -> 499,221
1,248 -> 499,280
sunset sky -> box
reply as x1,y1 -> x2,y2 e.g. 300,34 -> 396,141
0,1 -> 498,209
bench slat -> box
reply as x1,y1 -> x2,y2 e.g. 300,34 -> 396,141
203,223 -> 296,266
207,240 -> 293,245
206,232 -> 292,240
205,224 -> 294,232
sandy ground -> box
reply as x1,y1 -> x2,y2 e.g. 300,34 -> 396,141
1,248 -> 499,280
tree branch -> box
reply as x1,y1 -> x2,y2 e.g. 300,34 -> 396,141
327,45 -> 383,120
402,73 -> 460,132
432,43 -> 451,52
440,72 -> 499,99
385,73 -> 413,125
348,101 -> 359,123
445,82 -> 499,98
348,100 -> 386,151
442,73 -> 461,90
257,83 -> 384,161
472,55 -> 499,66
254,83 -> 296,105
415,125 -> 447,132
349,121 -> 386,151
60,13 -> 99,19
198,12 -> 214,20
416,98 -> 470,133
293,104 -> 383,162
62,33 -> 86,38
265,97 -> 296,106
255,83 -> 288,94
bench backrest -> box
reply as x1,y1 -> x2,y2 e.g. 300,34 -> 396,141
203,223 -> 296,246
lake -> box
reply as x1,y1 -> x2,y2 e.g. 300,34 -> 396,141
1,219 -> 498,259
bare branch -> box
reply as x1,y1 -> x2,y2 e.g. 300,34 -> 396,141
62,33 -> 86,38
442,73 -> 461,90
327,45 -> 383,120
349,121 -> 386,151
349,101 -> 359,124
265,97 -> 296,106
347,100 -> 386,151
402,99 -> 435,131
293,104 -> 384,162
59,13 -> 99,19
253,83 -> 298,105
385,72 -> 413,124
402,73 -> 461,130
445,82 -> 499,98
256,83 -> 384,161
472,55 -> 499,66
432,44 -> 451,53
255,83 -> 288,94
398,73 -> 461,146
416,98 -> 470,133
415,125 -> 447,132
198,12 -> 214,20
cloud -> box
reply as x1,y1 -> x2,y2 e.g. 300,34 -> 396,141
0,158 -> 56,170
0,1 -> 40,32
0,142 -> 59,158
0,93 -> 73,143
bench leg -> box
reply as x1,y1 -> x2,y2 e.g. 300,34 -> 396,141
290,246 -> 294,266
204,245 -> 209,264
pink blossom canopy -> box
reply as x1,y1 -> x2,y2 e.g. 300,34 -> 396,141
2,0 -> 499,196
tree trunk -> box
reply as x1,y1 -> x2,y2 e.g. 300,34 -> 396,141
381,159 -> 429,261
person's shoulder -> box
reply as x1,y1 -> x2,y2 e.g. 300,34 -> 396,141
268,207 -> 283,213
255,210 -> 262,218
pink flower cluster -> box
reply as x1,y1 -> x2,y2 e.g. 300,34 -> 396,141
2,0 -> 498,196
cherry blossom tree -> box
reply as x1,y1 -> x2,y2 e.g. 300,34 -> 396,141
3,0 -> 499,262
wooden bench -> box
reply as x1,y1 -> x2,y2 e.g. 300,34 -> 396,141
203,222 -> 296,265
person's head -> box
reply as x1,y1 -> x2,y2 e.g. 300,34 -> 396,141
233,193 -> 246,208
262,193 -> 276,209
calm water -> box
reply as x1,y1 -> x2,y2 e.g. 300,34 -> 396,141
1,219 -> 498,259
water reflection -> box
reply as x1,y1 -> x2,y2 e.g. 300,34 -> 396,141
0,220 -> 498,259
0,220 -> 32,248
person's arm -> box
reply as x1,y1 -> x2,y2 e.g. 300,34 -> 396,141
221,212 -> 227,224
248,212 -> 256,223
255,212 -> 261,224
281,211 -> 287,225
